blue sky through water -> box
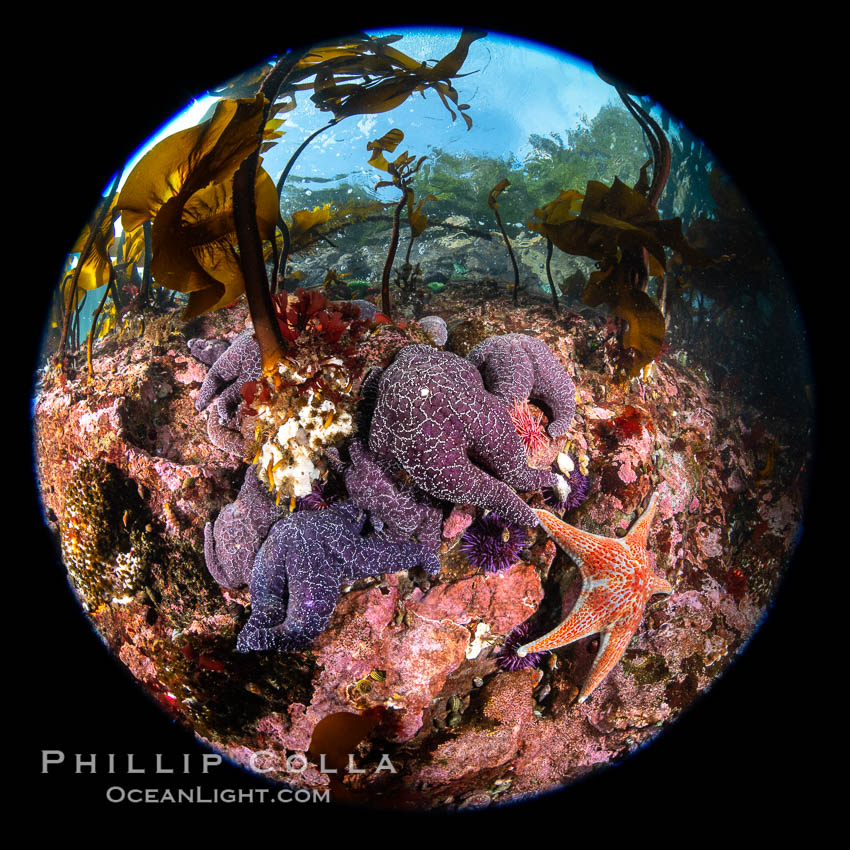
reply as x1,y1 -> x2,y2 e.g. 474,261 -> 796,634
113,28 -> 617,202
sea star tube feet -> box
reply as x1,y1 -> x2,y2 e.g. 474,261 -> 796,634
236,500 -> 441,653
467,333 -> 576,439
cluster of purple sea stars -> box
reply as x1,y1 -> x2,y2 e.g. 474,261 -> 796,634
368,344 -> 568,528
203,466 -> 281,589
459,513 -> 527,573
196,331 -> 579,654
236,501 -> 440,652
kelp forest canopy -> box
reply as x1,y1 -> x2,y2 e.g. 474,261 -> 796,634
47,28 -> 806,407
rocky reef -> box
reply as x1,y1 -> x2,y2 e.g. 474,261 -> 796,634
32,285 -> 809,810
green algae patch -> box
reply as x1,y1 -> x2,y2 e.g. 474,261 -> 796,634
621,651 -> 670,686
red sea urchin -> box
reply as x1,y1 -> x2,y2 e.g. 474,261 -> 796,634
509,398 -> 548,457
496,621 -> 547,671
459,513 -> 527,573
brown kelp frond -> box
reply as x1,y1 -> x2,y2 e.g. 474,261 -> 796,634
69,192 -> 121,293
265,200 -> 391,261
117,95 -> 268,232
488,179 -> 521,304
406,190 -> 437,240
288,203 -> 333,245
115,96 -> 279,319
367,129 -> 427,318
487,178 -> 510,211
283,29 -> 485,128
530,178 -> 704,271
529,175 -> 708,375
582,264 -> 667,375
366,128 -> 406,171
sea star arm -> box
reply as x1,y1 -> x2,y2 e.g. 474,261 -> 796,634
344,440 -> 444,551
187,337 -> 230,366
517,584 -> 612,656
468,334 -> 576,439
195,331 -> 261,419
533,507 -> 639,580
203,521 -> 231,588
578,611 -> 643,703
347,537 -> 442,580
467,339 -> 534,409
410,448 -> 541,528
624,491 -> 659,550
236,523 -> 342,652
468,420 -> 562,497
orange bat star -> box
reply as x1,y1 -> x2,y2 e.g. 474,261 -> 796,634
517,492 -> 673,703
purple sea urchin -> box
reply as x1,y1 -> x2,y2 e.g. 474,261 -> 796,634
459,513 -> 527,573
295,480 -> 337,511
548,455 -> 589,512
496,621 -> 547,671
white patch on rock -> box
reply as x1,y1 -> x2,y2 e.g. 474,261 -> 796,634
465,622 -> 494,659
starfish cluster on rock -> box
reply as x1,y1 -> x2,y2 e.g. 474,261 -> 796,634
236,500 -> 440,652
196,325 -> 670,693
367,344 -> 568,528
203,466 -> 282,589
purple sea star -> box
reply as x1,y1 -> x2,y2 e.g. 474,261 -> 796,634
418,315 -> 448,346
368,344 -> 568,528
194,330 -> 261,419
467,333 -> 576,439
203,466 -> 282,589
236,500 -> 441,652
459,513 -> 527,573
187,337 -> 231,365
344,438 -> 444,551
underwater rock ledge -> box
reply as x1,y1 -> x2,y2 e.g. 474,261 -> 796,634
32,290 -> 808,809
